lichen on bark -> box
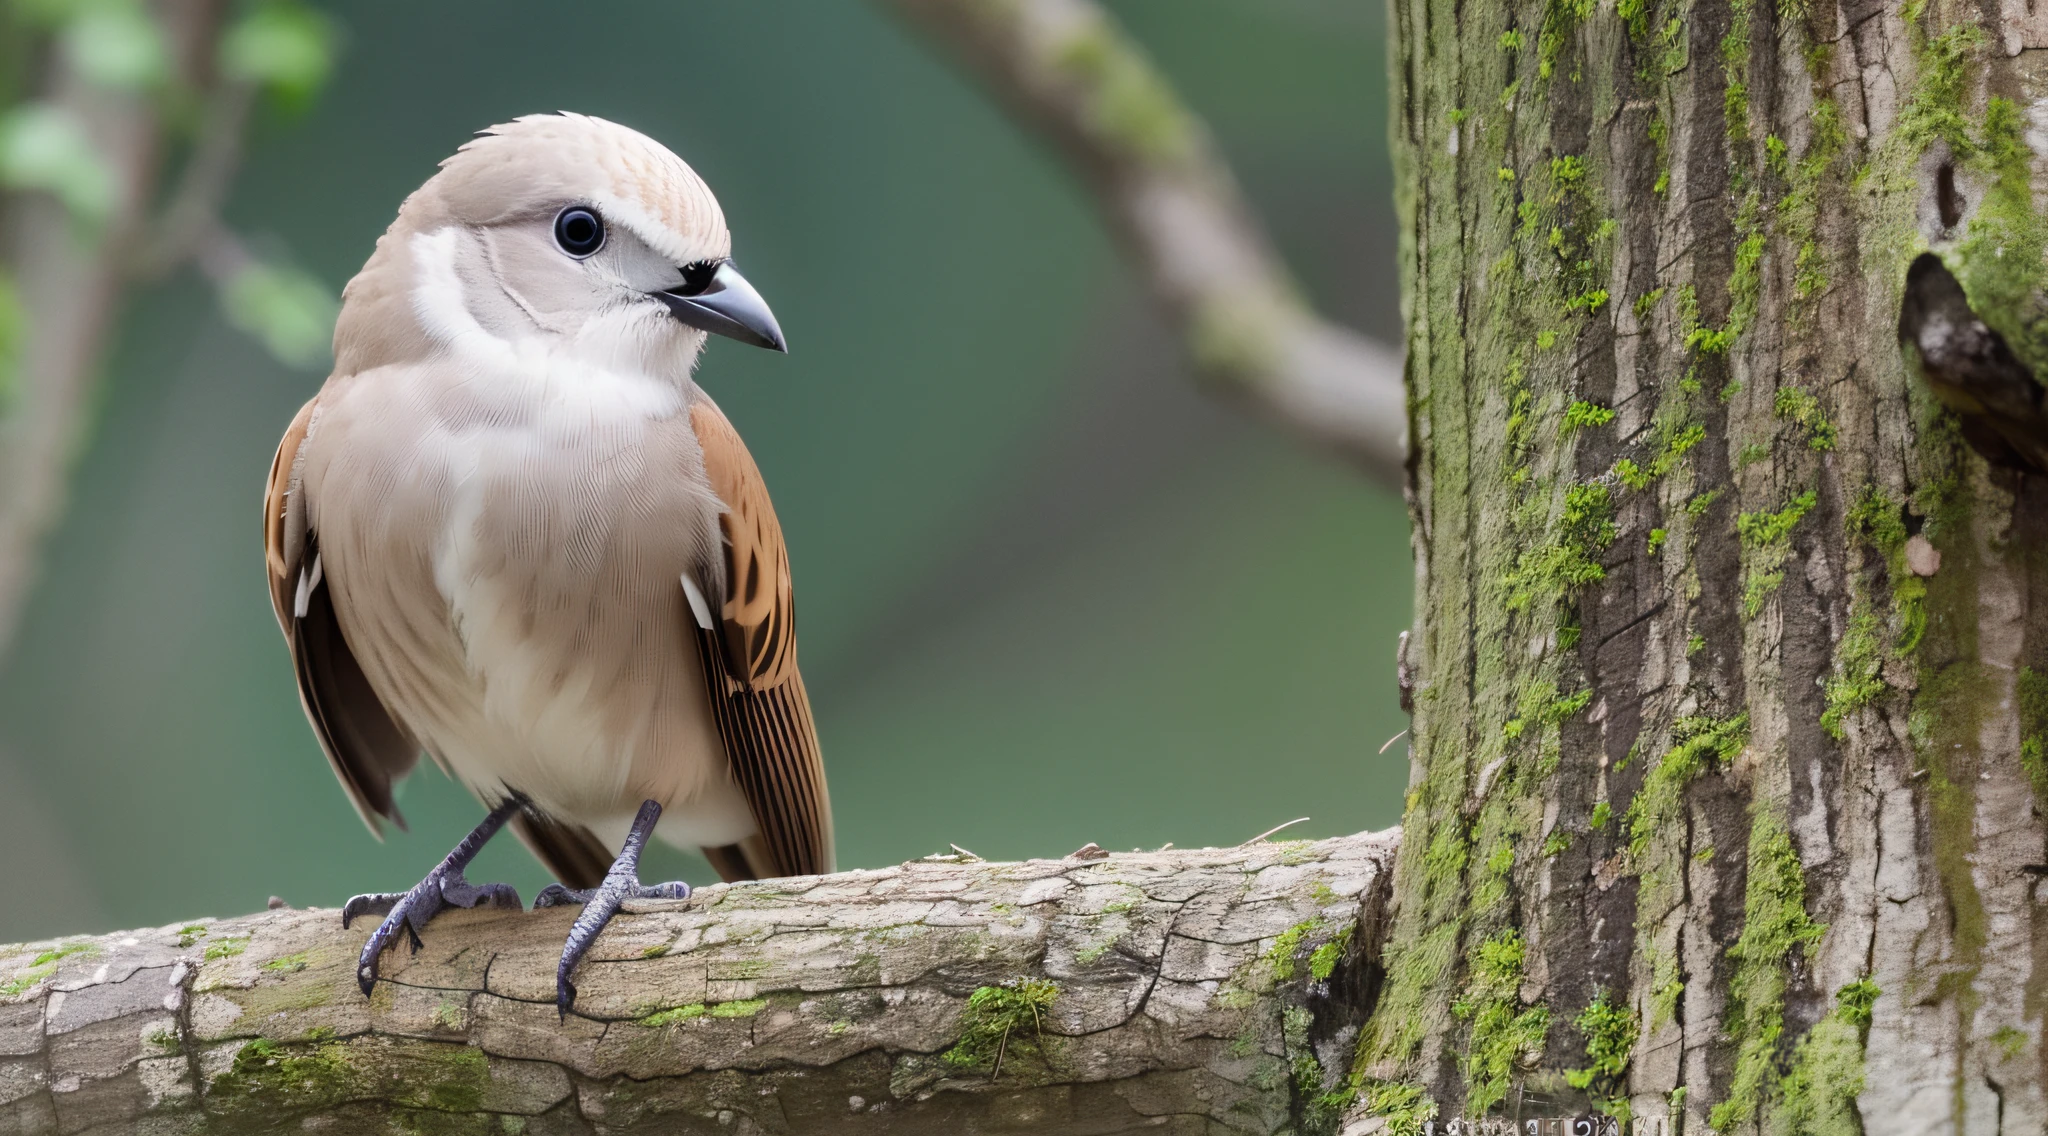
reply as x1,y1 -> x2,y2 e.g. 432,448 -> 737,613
1363,0 -> 2048,1125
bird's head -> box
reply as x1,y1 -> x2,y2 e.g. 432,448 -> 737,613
335,112 -> 784,377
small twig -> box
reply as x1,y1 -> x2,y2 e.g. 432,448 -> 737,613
1378,729 -> 1410,755
879,0 -> 1406,485
1238,817 -> 1312,846
949,843 -> 983,861
991,1022 -> 1011,1081
128,79 -> 257,279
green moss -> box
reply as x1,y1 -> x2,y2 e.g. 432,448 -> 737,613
1590,800 -> 1612,830
210,1035 -> 356,1114
1537,0 -> 1595,80
1307,927 -> 1353,983
1737,490 -> 1818,616
176,924 -> 208,948
1737,490 -> 1818,545
1825,486 -> 1927,737
1953,98 -> 2048,376
1627,716 -> 1748,859
1564,989 -> 1637,1118
1505,483 -> 1616,609
204,936 -> 249,961
1358,1079 -> 1437,1136
636,1003 -> 707,1027
1647,528 -> 1667,556
264,952 -> 311,974
1562,400 -> 1616,432
1773,388 -> 1837,450
942,979 -> 1059,1075
639,944 -> 670,959
1548,688 -> 1592,721
2020,667 -> 2048,804
1265,918 -> 1329,983
1541,830 -> 1571,857
1991,1025 -> 2027,1060
708,998 -> 766,1018
1917,662 -> 1990,1008
1779,100 -> 1848,303
1452,929 -> 1549,1115
1773,979 -> 1881,1136
1709,812 -> 1827,1134
1049,23 -> 1193,165
0,941 -> 92,997
1614,422 -> 1705,491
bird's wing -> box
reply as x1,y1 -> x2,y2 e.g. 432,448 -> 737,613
265,396 -> 421,838
687,399 -> 835,880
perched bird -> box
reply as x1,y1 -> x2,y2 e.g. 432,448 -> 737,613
262,113 -> 833,1014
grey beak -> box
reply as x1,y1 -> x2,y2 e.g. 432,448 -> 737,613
655,261 -> 787,353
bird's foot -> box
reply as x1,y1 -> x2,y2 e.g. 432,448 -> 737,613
537,800 -> 687,1018
341,796 -> 526,998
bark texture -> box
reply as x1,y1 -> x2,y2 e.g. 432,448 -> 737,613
1351,0 -> 2048,1130
0,833 -> 1393,1135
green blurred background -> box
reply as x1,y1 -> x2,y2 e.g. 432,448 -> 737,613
0,0 -> 1409,942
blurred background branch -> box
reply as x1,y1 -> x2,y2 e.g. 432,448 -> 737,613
881,0 -> 1407,487
0,0 -> 335,663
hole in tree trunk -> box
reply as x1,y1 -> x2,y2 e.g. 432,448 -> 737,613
1937,163 -> 1964,230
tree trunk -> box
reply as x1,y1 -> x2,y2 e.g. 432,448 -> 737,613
1352,0 -> 2048,1131
0,834 -> 1393,1135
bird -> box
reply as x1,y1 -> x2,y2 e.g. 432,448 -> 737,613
261,113 -> 833,1016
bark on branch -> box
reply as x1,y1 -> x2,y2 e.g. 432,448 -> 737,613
0,831 -> 1395,1135
880,0 -> 1409,486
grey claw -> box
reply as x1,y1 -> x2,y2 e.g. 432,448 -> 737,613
341,892 -> 402,929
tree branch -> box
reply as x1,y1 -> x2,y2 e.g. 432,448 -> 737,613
0,832 -> 1395,1134
880,0 -> 1408,487
0,0 -> 234,661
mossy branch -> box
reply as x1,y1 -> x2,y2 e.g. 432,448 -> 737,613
0,831 -> 1395,1135
879,0 -> 1408,486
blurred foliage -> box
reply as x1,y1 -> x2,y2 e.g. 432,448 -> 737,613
220,0 -> 336,108
221,259 -> 334,366
0,0 -> 340,368
0,101 -> 112,225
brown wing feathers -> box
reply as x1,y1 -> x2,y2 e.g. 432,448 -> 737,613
690,401 -> 834,880
265,398 -> 421,838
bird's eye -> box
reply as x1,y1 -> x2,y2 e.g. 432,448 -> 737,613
673,260 -> 720,297
553,207 -> 605,258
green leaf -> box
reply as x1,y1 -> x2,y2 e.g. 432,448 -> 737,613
220,260 -> 336,368
0,273 -> 23,414
0,103 -> 116,226
62,3 -> 168,91
221,1 -> 337,103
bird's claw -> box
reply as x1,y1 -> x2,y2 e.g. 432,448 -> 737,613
345,867 -> 521,997
552,877 -> 691,1018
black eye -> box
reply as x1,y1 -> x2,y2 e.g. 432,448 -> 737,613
553,206 -> 604,258
674,259 -> 720,297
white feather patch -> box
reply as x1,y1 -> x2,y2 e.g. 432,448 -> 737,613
680,571 -> 715,631
294,552 -> 324,619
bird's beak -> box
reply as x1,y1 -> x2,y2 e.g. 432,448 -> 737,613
655,261 -> 787,353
